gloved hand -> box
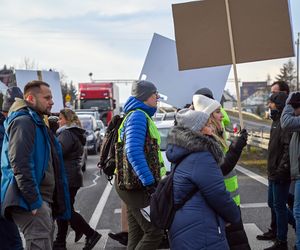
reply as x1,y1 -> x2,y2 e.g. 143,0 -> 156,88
288,92 -> 300,109
232,128 -> 248,150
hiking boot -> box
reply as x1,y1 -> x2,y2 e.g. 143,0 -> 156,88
256,229 -> 276,241
83,231 -> 101,250
264,239 -> 288,250
108,231 -> 128,246
53,241 -> 67,250
74,231 -> 83,243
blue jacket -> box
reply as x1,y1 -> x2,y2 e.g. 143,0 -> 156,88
167,127 -> 240,250
122,96 -> 157,186
1,100 -> 70,220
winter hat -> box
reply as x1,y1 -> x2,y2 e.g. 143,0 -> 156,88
131,80 -> 157,101
2,86 -> 23,112
194,88 -> 214,99
269,92 -> 288,111
288,92 -> 300,109
193,94 -> 221,115
176,108 -> 209,131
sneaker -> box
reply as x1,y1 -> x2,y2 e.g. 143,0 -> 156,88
83,231 -> 101,250
264,239 -> 288,250
53,241 -> 67,250
256,229 -> 276,241
74,231 -> 83,243
108,231 -> 128,246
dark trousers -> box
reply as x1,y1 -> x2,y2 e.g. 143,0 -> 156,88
55,187 -> 94,242
268,180 -> 294,241
0,216 -> 23,250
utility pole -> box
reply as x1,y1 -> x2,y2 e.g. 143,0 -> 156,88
297,32 -> 300,91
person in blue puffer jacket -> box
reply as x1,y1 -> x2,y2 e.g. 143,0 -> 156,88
115,80 -> 165,250
167,108 -> 240,250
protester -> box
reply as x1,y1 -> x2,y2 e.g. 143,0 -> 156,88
261,92 -> 292,250
167,108 -> 240,249
0,87 -> 24,250
115,80 -> 166,250
193,94 -> 250,250
1,80 -> 71,250
281,92 -> 300,250
257,80 -> 291,242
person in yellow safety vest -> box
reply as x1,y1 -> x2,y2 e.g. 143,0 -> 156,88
114,80 -> 166,250
193,93 -> 251,250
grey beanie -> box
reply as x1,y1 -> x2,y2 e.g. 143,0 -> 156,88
131,80 -> 157,101
2,86 -> 23,112
176,108 -> 209,131
194,87 -> 214,99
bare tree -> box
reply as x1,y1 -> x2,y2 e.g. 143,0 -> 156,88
19,57 -> 38,70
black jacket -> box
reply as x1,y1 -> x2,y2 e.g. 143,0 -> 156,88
268,113 -> 291,181
57,126 -> 86,187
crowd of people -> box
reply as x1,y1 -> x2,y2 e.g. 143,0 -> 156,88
1,78 -> 300,250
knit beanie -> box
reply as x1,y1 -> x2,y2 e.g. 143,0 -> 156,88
193,94 -> 221,115
269,92 -> 288,111
2,86 -> 23,112
194,88 -> 214,99
288,92 -> 300,109
131,80 -> 157,101
176,108 -> 209,131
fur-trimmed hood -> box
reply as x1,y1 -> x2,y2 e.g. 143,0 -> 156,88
166,126 -> 223,165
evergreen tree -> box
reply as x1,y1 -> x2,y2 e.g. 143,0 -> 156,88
276,59 -> 296,90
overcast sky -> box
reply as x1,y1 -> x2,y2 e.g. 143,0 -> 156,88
0,0 -> 299,99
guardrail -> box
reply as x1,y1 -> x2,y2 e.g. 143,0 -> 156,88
227,130 -> 269,150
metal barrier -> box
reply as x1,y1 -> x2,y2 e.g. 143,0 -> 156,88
227,131 -> 269,150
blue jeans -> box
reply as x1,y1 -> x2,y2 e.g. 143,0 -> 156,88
268,180 -> 291,241
0,216 -> 23,250
294,180 -> 300,249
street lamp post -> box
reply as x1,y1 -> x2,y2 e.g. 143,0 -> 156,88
297,32 -> 300,91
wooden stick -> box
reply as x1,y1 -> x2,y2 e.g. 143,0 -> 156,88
224,0 -> 244,128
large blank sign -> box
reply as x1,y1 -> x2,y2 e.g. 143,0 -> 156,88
172,0 -> 294,70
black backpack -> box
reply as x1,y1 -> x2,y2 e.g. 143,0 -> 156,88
97,115 -> 124,181
150,157 -> 197,230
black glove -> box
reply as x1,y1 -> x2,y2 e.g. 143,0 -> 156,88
232,128 -> 248,150
288,92 -> 300,109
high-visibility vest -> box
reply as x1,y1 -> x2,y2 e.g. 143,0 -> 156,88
118,109 -> 167,178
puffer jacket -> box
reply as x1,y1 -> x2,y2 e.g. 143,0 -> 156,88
281,97 -> 300,180
167,126 -> 240,250
121,96 -> 157,186
56,125 -> 86,187
1,99 -> 70,220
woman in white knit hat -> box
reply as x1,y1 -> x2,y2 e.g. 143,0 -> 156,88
166,108 -> 240,250
193,94 -> 250,250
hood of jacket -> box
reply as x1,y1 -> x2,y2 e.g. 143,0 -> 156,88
166,126 -> 223,165
123,96 -> 156,117
57,125 -> 86,145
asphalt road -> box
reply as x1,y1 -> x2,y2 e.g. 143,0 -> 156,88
60,155 -> 296,250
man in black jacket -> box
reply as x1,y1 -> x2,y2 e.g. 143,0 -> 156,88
263,92 -> 294,250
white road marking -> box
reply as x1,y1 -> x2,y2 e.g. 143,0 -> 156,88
236,165 -> 268,186
114,208 -> 122,214
240,202 -> 268,208
244,223 -> 273,250
89,178 -> 115,228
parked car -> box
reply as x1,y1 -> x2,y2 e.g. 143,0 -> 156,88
155,120 -> 174,173
78,114 -> 102,155
96,119 -> 106,142
75,108 -> 101,121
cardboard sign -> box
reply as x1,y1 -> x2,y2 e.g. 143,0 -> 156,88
172,0 -> 294,70
15,70 -> 64,112
139,33 -> 231,108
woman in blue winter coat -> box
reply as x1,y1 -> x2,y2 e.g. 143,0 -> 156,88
167,109 -> 240,250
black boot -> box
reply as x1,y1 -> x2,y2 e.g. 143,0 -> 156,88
53,240 -> 67,250
257,229 -> 276,241
108,231 -> 128,246
83,231 -> 101,250
264,239 -> 288,250
74,231 -> 83,243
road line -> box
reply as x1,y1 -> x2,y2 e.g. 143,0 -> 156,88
244,223 -> 272,250
240,202 -> 268,208
89,179 -> 115,228
236,165 -> 268,186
